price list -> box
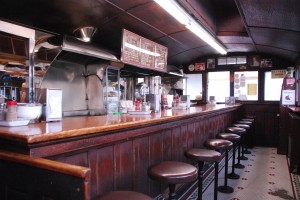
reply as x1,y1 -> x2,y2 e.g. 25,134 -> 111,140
121,29 -> 168,72
122,31 -> 140,64
155,45 -> 167,70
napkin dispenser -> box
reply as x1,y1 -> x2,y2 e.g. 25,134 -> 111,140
41,88 -> 62,121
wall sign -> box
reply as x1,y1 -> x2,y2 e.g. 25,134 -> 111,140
121,29 -> 168,72
195,62 -> 205,71
281,90 -> 295,105
271,70 -> 286,78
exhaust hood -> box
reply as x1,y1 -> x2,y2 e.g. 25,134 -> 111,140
29,34 -> 120,103
33,34 -> 119,65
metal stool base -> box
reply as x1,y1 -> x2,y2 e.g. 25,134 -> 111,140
239,156 -> 248,160
234,163 -> 245,169
244,150 -> 252,154
227,173 -> 240,179
218,185 -> 234,193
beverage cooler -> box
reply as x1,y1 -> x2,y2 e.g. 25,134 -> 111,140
103,66 -> 120,114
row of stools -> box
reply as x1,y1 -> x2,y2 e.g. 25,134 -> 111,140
98,115 -> 255,200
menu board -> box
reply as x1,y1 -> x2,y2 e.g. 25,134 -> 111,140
121,29 -> 168,72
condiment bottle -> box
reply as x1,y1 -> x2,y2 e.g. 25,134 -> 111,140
6,100 -> 17,121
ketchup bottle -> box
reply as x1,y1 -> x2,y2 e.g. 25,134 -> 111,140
6,100 -> 17,121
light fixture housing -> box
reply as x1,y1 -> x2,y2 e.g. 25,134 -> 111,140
154,0 -> 227,55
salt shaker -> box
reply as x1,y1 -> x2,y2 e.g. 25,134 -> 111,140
6,100 -> 17,121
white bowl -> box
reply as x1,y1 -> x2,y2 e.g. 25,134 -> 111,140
17,103 -> 42,121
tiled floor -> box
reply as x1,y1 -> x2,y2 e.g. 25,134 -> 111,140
183,147 -> 296,200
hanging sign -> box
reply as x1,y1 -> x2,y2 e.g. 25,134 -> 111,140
121,29 -> 168,72
281,90 -> 295,105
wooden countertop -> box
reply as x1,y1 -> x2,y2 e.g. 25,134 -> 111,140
0,104 -> 240,144
288,106 -> 300,113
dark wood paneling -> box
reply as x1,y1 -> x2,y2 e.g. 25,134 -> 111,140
47,108 -> 239,198
133,137 -> 149,194
96,146 -> 114,196
0,152 -> 90,200
242,103 -> 279,148
115,141 -> 134,191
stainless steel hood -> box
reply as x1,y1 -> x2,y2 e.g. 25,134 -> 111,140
33,35 -> 119,65
29,34 -> 120,103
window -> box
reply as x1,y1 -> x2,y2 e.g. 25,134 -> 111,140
217,56 -> 247,65
186,74 -> 202,100
234,71 -> 258,100
207,71 -> 230,102
264,71 -> 284,101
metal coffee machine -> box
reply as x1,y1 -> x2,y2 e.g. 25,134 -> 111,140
146,94 -> 160,112
145,76 -> 162,112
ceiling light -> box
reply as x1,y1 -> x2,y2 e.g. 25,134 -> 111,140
154,0 -> 227,55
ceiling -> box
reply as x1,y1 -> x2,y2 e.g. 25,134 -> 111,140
0,0 -> 300,67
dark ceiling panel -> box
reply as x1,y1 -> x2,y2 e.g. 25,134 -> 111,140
249,28 -> 300,53
0,0 -> 299,65
107,0 -> 151,10
256,45 -> 299,64
224,43 -> 257,53
168,47 -> 214,66
126,1 -> 186,36
218,36 -> 252,44
237,0 -> 300,31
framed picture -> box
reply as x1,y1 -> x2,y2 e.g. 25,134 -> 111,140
260,58 -> 272,68
194,62 -> 205,71
207,58 -> 215,69
248,55 -> 260,67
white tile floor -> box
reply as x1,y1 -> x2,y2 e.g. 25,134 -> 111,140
184,147 -> 295,200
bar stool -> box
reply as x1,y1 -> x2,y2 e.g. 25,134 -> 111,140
185,149 -> 221,200
243,115 -> 256,149
227,127 -> 246,168
234,121 -> 252,154
97,191 -> 153,200
148,161 -> 198,200
217,133 -> 241,180
204,139 -> 234,193
233,123 -> 251,157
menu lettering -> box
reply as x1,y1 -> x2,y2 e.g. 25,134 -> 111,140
121,29 -> 168,72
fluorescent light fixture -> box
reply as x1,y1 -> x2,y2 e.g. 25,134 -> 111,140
154,0 -> 227,55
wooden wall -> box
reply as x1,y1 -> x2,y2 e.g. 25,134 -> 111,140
48,108 -> 239,198
242,103 -> 280,147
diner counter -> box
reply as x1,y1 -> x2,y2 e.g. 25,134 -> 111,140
0,104 -> 240,144
288,106 -> 300,113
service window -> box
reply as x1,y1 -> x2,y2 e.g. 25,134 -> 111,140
264,71 -> 284,101
186,74 -> 202,100
234,71 -> 258,101
207,71 -> 230,102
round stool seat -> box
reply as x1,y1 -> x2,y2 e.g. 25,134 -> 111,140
98,191 -> 153,200
205,139 -> 233,150
185,149 -> 221,162
217,133 -> 241,142
227,127 -> 246,135
245,115 -> 256,119
236,120 -> 252,125
148,161 -> 198,184
241,118 -> 255,122
232,124 -> 250,130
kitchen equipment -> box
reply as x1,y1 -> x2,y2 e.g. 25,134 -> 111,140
135,82 -> 149,101
173,95 -> 190,110
40,88 -> 62,122
17,103 -> 42,122
146,94 -> 160,113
